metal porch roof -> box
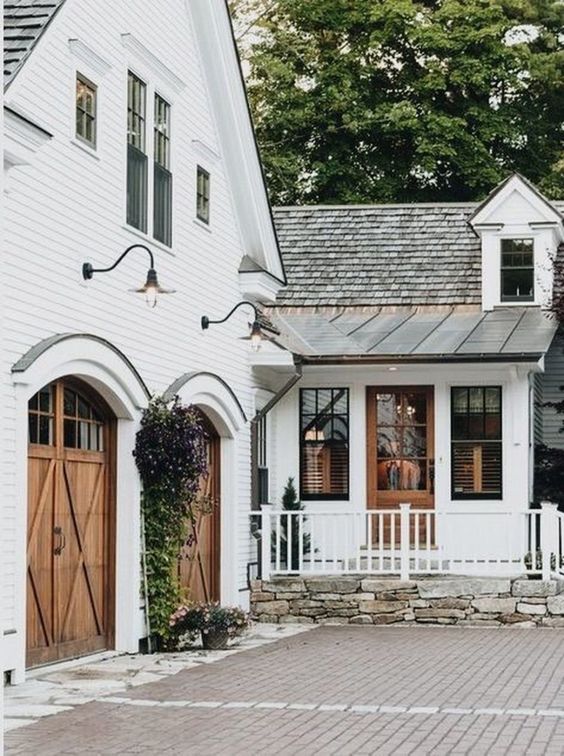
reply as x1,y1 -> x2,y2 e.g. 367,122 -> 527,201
267,306 -> 558,362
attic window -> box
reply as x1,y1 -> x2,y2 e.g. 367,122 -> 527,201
76,74 -> 97,147
500,239 -> 534,302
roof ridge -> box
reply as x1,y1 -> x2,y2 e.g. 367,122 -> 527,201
273,202 -> 480,210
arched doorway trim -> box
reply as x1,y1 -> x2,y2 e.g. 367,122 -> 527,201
10,334 -> 148,680
163,371 -> 247,438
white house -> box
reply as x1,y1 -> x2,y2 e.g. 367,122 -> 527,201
252,175 -> 564,584
2,0 -> 285,682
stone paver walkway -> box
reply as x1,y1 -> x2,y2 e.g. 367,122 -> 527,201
6,625 -> 564,755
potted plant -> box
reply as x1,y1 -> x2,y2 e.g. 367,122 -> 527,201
169,602 -> 250,650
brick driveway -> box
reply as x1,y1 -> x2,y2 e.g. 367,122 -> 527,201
6,626 -> 564,755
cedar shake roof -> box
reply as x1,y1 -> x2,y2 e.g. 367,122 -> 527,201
273,202 -> 564,308
4,0 -> 65,86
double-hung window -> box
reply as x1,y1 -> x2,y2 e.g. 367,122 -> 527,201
257,415 -> 269,506
501,239 -> 534,302
153,94 -> 172,246
451,387 -> 502,499
76,74 -> 97,148
300,388 -> 349,500
127,72 -> 148,233
196,166 -> 210,224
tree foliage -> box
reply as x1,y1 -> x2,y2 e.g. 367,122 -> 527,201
232,0 -> 564,204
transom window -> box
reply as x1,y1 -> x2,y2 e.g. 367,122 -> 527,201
197,165 -> 210,224
76,74 -> 97,147
501,239 -> 534,302
300,388 -> 349,500
28,385 -> 55,445
451,387 -> 502,499
28,382 -> 105,451
63,387 -> 104,451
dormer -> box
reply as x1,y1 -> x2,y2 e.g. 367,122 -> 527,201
469,174 -> 564,311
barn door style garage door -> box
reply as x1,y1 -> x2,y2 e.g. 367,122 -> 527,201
178,413 -> 221,603
27,379 -> 115,668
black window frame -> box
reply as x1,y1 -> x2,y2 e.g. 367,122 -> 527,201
299,387 -> 350,501
153,93 -> 172,247
196,165 -> 210,224
75,72 -> 97,148
500,238 -> 535,303
451,386 -> 503,501
126,71 -> 148,233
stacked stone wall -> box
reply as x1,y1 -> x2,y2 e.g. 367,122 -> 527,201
250,577 -> 564,627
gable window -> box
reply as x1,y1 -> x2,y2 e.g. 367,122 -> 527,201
300,388 -> 349,500
153,94 -> 172,246
127,71 -> 148,233
196,166 -> 210,224
76,74 -> 97,147
501,239 -> 534,302
451,387 -> 502,499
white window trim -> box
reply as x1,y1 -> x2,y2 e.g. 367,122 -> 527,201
122,62 -> 178,252
68,40 -> 111,158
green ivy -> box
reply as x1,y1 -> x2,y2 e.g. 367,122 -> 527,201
134,397 -> 208,640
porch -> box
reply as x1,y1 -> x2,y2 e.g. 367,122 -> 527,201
253,503 -> 564,583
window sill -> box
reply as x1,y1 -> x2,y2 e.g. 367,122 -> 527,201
71,138 -> 100,160
193,217 -> 212,234
122,224 -> 175,256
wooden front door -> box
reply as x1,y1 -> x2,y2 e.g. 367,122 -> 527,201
367,387 -> 435,511
27,379 -> 115,668
178,414 -> 221,603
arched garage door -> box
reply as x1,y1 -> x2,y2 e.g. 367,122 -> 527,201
27,378 -> 116,667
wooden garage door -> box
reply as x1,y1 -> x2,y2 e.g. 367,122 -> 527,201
27,379 -> 115,668
178,414 -> 221,603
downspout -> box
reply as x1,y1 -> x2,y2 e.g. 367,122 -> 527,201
250,359 -> 303,511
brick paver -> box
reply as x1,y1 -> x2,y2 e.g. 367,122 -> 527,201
6,626 -> 564,754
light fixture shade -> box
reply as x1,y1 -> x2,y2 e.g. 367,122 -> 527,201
250,320 -> 263,352
130,268 -> 175,308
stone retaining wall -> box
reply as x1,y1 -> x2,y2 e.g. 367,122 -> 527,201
250,576 -> 564,627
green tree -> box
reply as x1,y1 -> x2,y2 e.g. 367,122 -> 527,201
233,0 -> 563,204
274,477 -> 311,570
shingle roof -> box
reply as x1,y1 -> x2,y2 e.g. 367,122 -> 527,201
273,202 -> 564,308
4,0 -> 66,87
267,305 -> 558,361
272,204 -> 484,307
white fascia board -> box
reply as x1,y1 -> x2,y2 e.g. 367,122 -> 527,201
239,270 -> 283,304
4,108 -> 51,168
187,0 -> 285,284
249,342 -> 295,368
470,174 -> 563,232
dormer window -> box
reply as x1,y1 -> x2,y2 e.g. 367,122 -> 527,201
500,238 -> 534,303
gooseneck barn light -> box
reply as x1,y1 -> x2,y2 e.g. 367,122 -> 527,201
82,244 -> 175,308
201,300 -> 263,351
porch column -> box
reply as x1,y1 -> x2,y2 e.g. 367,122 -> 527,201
540,501 -> 558,581
399,503 -> 411,581
260,503 -> 273,581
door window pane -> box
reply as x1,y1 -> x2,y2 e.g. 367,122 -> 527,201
28,384 -> 55,446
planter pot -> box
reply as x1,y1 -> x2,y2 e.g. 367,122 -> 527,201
201,628 -> 229,650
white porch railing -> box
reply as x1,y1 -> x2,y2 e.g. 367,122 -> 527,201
252,502 -> 562,582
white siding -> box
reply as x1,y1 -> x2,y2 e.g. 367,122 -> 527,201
2,0 -> 263,664
541,331 -> 564,449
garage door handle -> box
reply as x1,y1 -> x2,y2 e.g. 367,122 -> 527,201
53,526 -> 66,555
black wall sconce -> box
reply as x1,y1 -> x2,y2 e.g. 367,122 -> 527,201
82,243 -> 174,308
201,301 -> 263,351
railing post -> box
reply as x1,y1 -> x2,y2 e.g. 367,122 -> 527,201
399,503 -> 411,581
540,501 -> 558,581
261,503 -> 273,581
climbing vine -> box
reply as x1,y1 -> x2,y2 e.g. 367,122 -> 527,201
134,396 -> 208,640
